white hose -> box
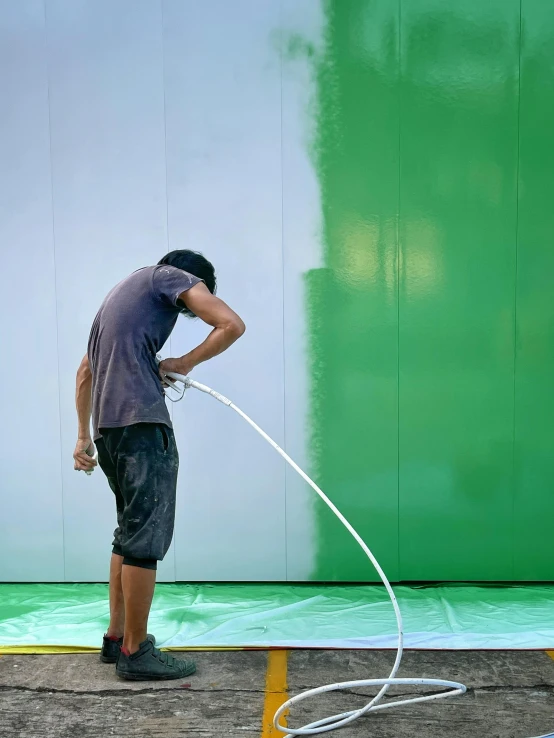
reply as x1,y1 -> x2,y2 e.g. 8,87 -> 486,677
163,371 -> 468,734
163,372 -> 553,738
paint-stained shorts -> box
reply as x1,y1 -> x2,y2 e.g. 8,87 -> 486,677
96,423 -> 179,570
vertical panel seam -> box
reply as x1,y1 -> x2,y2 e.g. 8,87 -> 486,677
43,0 -> 66,582
159,0 -> 175,583
512,0 -> 523,580
160,0 -> 171,258
279,0 -> 288,582
396,0 -> 402,582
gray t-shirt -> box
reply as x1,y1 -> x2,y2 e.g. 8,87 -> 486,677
88,265 -> 200,440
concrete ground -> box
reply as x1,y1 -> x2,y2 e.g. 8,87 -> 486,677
0,650 -> 553,738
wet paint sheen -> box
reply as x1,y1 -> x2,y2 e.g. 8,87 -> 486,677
513,0 -> 554,579
305,0 -> 554,580
398,0 -> 520,579
306,0 -> 400,581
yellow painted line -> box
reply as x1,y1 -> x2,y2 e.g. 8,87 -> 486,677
0,646 -> 247,655
167,646 -> 244,652
547,651 -> 554,660
0,646 -> 99,654
261,650 -> 289,737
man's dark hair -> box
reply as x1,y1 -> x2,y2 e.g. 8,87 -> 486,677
158,249 -> 217,318
158,250 -> 216,294
158,250 -> 217,315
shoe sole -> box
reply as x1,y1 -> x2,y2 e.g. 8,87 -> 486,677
116,666 -> 196,681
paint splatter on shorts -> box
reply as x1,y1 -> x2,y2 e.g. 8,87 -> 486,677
96,423 -> 179,570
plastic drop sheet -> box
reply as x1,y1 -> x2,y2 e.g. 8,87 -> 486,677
1,583 -> 554,653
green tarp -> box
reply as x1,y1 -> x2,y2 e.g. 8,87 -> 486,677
1,583 -> 554,652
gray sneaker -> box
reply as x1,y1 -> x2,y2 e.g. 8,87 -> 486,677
100,633 -> 156,664
116,638 -> 196,681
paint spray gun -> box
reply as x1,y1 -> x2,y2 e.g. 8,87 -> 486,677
156,354 -> 233,406
156,353 -> 187,402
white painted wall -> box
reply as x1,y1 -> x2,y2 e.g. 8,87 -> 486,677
0,0 -> 322,582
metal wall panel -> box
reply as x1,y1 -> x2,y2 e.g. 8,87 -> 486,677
163,0 -> 286,581
281,0 -> 324,581
45,0 -> 174,581
0,1 -> 65,581
2,0 -> 554,584
513,0 -> 554,580
300,0 -> 401,581
398,0 -> 520,579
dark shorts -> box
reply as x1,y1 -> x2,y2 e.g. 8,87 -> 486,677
96,423 -> 179,570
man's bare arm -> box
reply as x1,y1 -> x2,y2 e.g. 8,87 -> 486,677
73,354 -> 97,472
159,283 -> 245,377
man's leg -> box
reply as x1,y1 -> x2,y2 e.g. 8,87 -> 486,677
106,553 -> 125,639
96,435 -> 128,655
117,557 -> 194,679
109,424 -> 195,679
116,424 -> 176,655
121,564 -> 156,654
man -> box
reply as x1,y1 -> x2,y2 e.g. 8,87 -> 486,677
73,250 -> 245,680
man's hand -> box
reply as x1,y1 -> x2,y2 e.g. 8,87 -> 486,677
159,357 -> 194,381
73,437 -> 97,472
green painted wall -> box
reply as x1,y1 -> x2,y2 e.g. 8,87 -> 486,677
306,0 -> 554,581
